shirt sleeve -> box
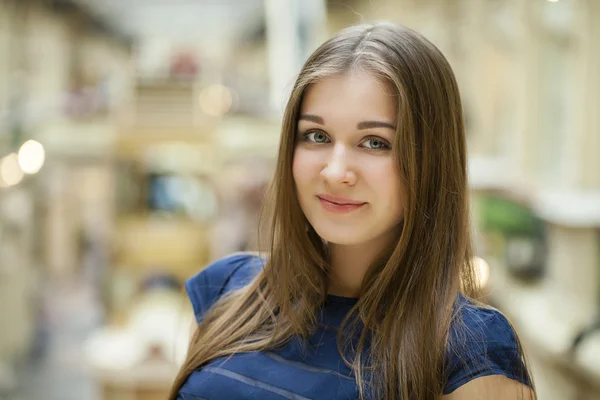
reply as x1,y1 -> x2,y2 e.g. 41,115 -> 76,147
185,253 -> 262,323
444,304 -> 532,395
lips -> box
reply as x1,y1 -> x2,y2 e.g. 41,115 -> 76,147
317,194 -> 365,205
317,194 -> 366,213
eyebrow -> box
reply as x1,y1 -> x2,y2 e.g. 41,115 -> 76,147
299,114 -> 396,130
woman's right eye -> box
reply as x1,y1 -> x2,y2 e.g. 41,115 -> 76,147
302,130 -> 330,143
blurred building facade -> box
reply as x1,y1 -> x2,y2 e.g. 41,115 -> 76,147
0,0 -> 598,399
0,1 -> 132,396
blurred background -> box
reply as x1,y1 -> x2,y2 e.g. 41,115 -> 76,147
0,0 -> 598,399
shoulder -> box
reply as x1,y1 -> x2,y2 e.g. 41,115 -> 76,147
185,252 -> 264,323
443,374 -> 535,400
444,296 -> 531,395
450,296 -> 516,348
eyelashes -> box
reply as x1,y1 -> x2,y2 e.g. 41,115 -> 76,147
299,129 -> 391,151
301,130 -> 330,144
361,136 -> 391,150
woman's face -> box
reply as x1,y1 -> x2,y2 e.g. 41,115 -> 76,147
293,70 -> 405,247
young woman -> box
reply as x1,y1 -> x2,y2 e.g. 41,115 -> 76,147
169,23 -> 535,400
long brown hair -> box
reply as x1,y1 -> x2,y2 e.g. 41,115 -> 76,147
169,22 -> 524,399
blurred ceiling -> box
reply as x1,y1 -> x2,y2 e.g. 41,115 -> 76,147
72,0 -> 265,42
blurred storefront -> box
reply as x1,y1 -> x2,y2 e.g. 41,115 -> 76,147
0,0 -> 598,399
0,0 -> 131,396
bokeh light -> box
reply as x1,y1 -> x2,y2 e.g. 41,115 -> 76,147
473,256 -> 491,289
0,153 -> 24,187
18,140 -> 46,174
198,84 -> 233,117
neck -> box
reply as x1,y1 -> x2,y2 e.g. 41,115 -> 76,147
327,229 -> 399,298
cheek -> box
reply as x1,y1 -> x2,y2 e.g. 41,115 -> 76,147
370,161 -> 403,208
292,149 -> 317,189
292,151 -> 303,188
388,177 -> 405,220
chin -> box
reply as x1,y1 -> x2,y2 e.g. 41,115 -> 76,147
311,224 -> 370,246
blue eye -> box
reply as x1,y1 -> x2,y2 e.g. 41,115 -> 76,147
361,137 -> 390,150
303,130 -> 330,143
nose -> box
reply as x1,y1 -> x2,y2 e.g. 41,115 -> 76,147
320,144 -> 356,185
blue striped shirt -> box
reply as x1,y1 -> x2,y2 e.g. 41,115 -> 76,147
178,254 -> 529,399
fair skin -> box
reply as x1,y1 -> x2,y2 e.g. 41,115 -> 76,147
444,375 -> 535,400
293,70 -> 404,298
292,71 -> 534,399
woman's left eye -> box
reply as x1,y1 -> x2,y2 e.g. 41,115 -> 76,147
360,137 -> 391,150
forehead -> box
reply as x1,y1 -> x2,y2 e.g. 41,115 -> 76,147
299,71 -> 397,122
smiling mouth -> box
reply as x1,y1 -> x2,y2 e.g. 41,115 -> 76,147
317,195 -> 366,213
